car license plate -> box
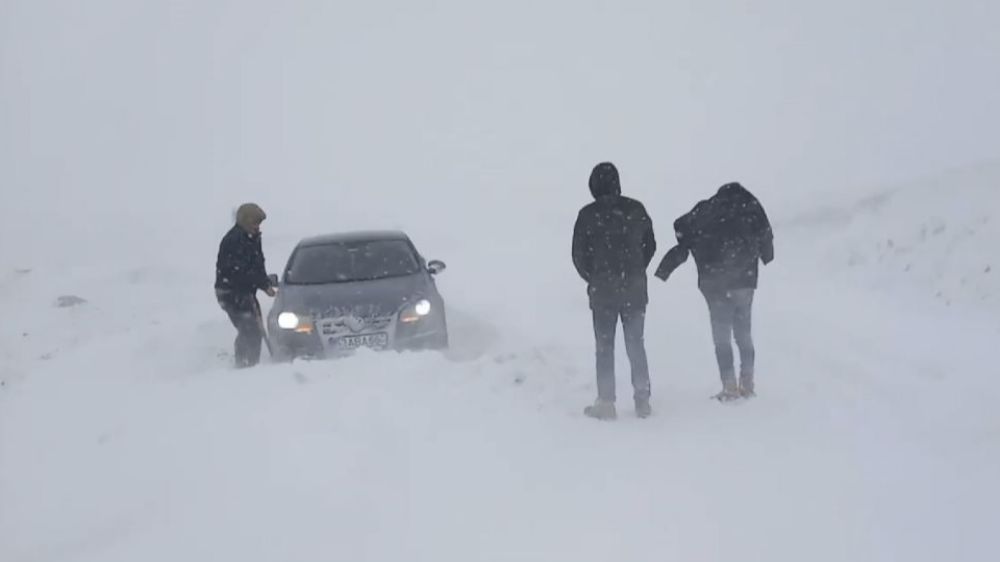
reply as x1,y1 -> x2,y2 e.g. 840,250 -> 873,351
332,333 -> 389,350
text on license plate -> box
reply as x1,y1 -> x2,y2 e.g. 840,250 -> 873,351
332,333 -> 389,350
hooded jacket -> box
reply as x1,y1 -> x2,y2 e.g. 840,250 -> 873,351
572,163 -> 657,308
655,182 -> 773,291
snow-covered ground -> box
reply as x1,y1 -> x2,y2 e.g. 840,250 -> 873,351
3,2 -> 1000,561
2,163 -> 999,562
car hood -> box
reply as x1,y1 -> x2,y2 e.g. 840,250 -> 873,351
274,273 -> 432,319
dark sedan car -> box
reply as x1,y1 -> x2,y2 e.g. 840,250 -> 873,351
266,230 -> 448,360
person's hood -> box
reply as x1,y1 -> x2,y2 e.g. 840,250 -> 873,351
676,182 -> 754,233
715,182 -> 750,200
236,203 -> 266,232
712,182 -> 754,212
589,162 -> 622,199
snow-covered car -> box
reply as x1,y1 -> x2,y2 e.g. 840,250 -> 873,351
266,230 -> 448,360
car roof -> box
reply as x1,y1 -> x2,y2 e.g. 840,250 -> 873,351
296,230 -> 412,248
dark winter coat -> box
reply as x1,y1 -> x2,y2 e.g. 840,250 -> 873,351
655,182 -> 773,291
215,224 -> 272,298
573,163 -> 657,308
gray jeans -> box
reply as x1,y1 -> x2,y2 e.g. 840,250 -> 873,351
593,303 -> 651,402
701,288 -> 755,383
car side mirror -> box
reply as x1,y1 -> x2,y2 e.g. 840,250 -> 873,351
427,260 -> 446,275
268,273 -> 280,286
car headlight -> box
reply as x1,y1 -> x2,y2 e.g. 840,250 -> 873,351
401,299 -> 432,323
415,299 -> 432,316
277,312 -> 314,333
277,312 -> 300,329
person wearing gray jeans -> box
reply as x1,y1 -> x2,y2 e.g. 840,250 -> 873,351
573,162 -> 657,419
655,182 -> 773,401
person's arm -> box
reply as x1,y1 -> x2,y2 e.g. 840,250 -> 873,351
250,237 -> 274,292
216,231 -> 247,290
752,198 -> 774,265
655,244 -> 688,281
641,207 -> 657,268
572,210 -> 593,283
654,215 -> 691,281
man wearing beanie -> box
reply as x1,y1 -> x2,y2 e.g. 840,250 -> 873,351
572,163 -> 657,420
215,203 -> 276,368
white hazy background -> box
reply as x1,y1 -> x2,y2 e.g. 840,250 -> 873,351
3,0 -> 999,266
2,2 -> 1000,562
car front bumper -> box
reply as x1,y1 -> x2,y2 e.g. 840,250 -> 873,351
267,314 -> 447,359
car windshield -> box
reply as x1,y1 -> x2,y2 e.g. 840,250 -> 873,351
286,239 -> 421,284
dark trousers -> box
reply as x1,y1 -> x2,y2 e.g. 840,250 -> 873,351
592,303 -> 651,402
701,288 -> 755,383
217,290 -> 264,368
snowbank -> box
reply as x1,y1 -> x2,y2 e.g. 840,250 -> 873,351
781,160 -> 1000,319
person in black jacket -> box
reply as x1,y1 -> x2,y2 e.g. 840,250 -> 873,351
655,182 -> 774,400
573,162 -> 657,420
215,203 -> 276,368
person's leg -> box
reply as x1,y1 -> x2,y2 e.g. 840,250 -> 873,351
584,304 -> 619,419
217,289 -> 244,364
230,310 -> 261,367
701,289 -> 738,395
222,292 -> 263,368
731,289 -> 756,395
621,304 -> 651,408
592,305 -> 618,403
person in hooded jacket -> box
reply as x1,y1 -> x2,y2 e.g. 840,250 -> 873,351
215,203 -> 276,368
655,182 -> 774,400
573,162 -> 657,420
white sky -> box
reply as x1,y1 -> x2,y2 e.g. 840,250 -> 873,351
2,0 -> 998,260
